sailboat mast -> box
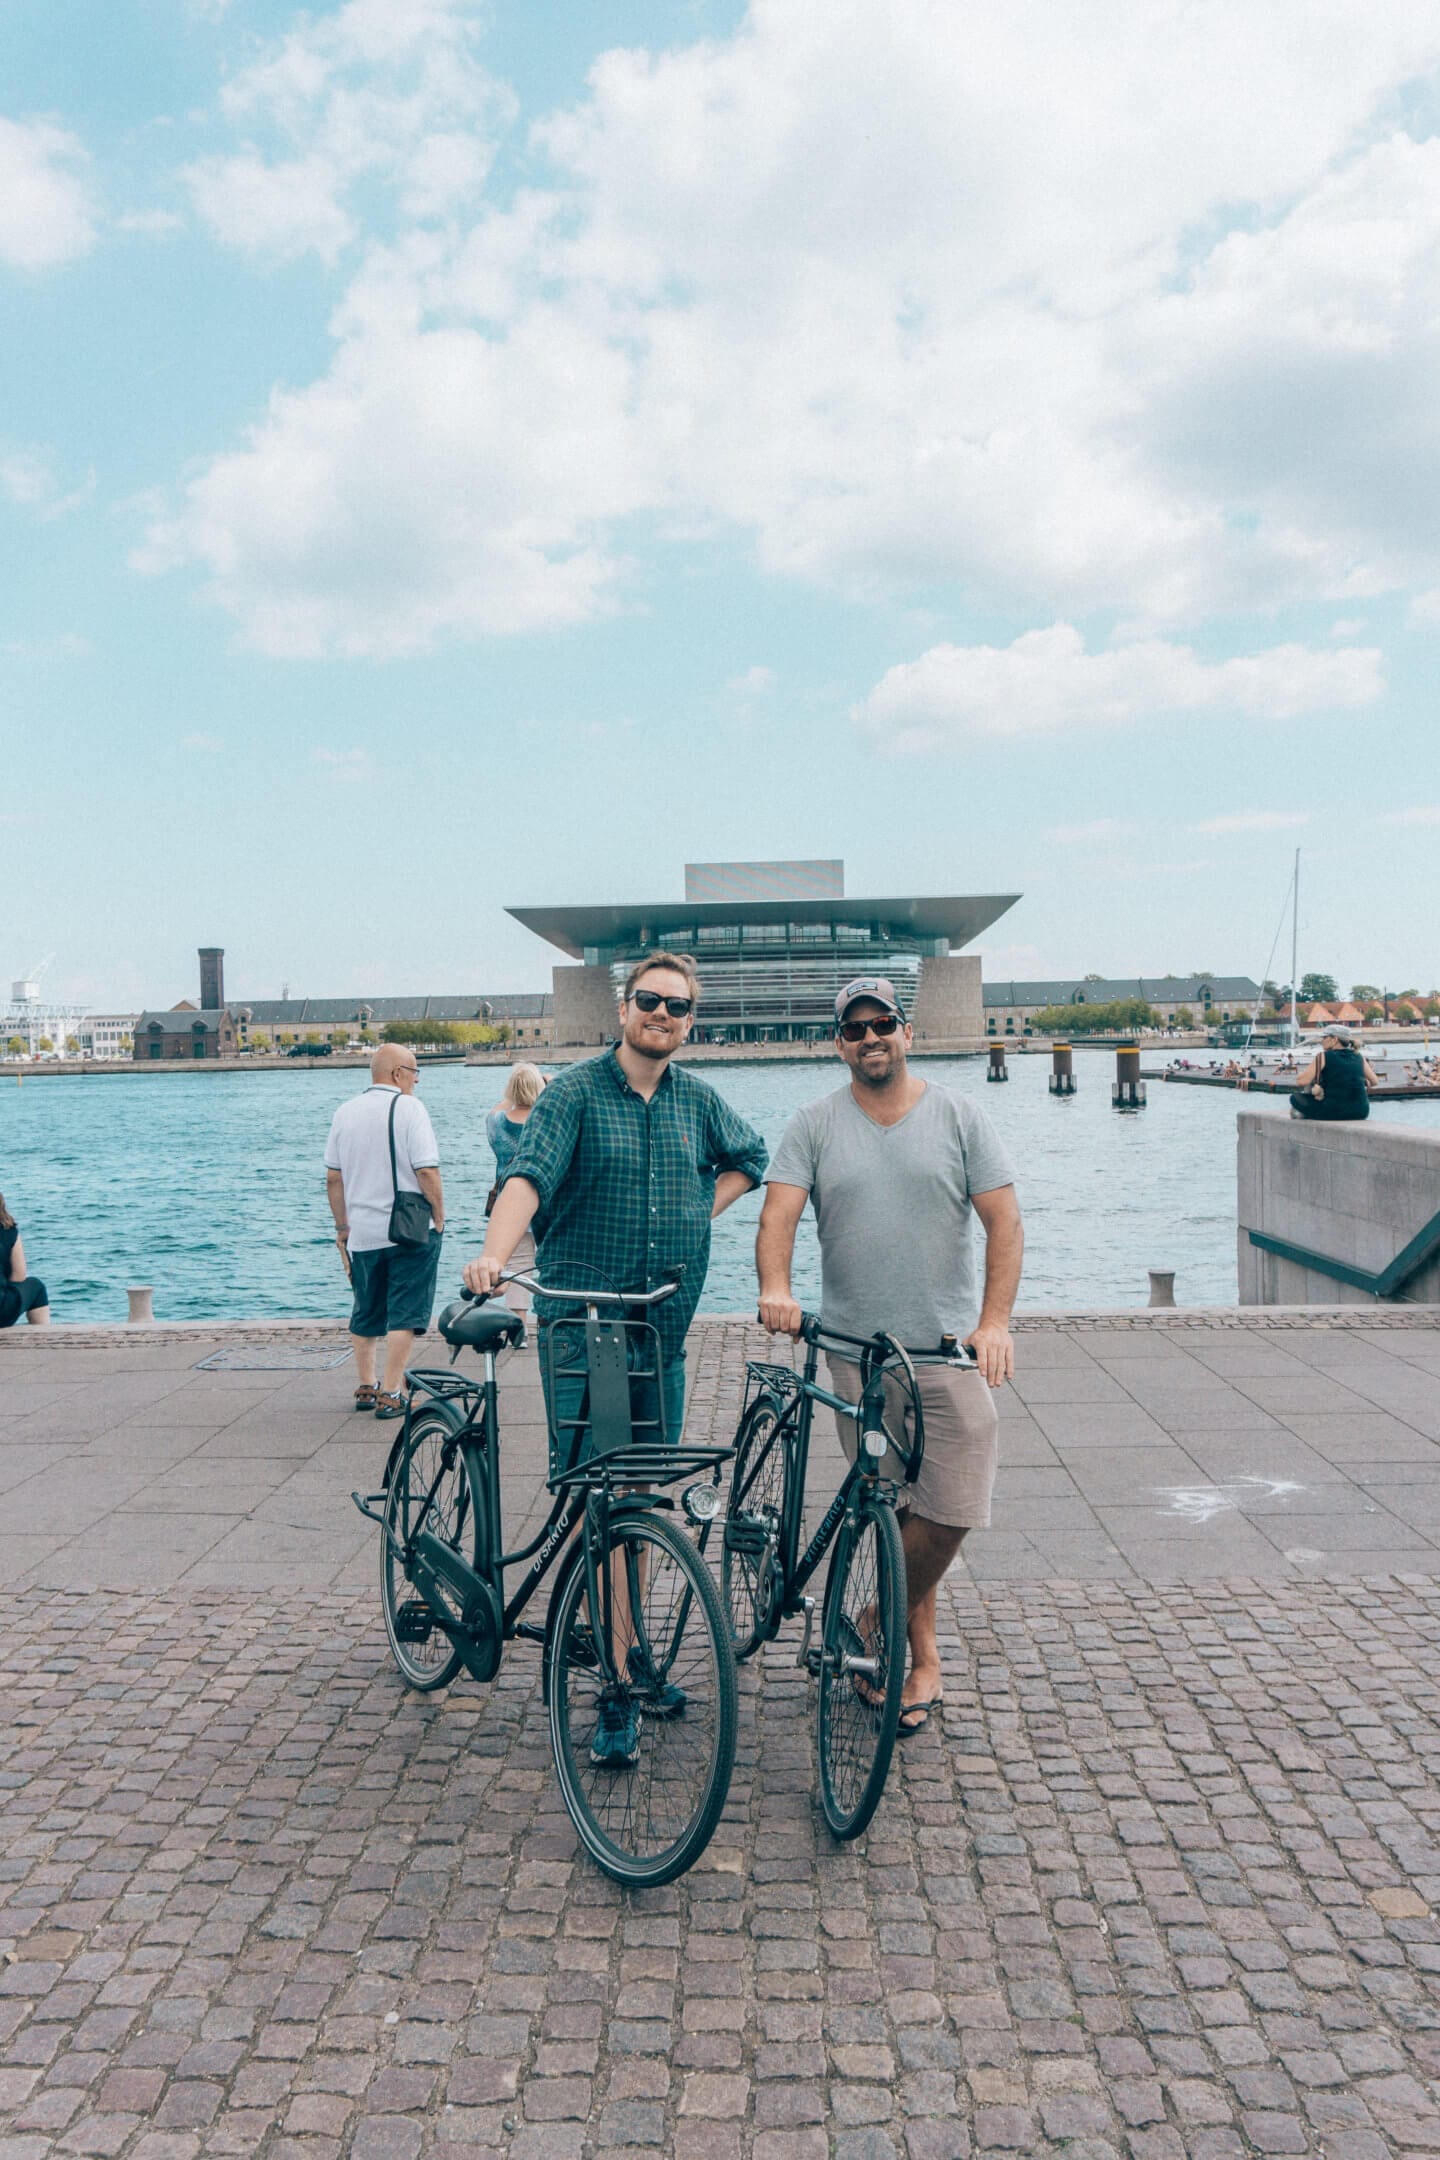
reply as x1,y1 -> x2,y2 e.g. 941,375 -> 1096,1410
1289,848 -> 1300,1050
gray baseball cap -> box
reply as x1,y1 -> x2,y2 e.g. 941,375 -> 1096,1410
835,976 -> 905,1023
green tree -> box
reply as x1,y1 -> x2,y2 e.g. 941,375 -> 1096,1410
357,1029 -> 377,1046
330,1029 -> 348,1049
38,1036 -> 53,1053
1350,983 -> 1380,1002
1299,972 -> 1338,1003
381,1018 -> 462,1046
1173,1007 -> 1195,1029
6,1035 -> 25,1056
1030,997 -> 1159,1035
65,1034 -> 81,1054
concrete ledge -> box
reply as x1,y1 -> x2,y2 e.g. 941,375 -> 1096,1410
1239,1109 -> 1440,1305
6,1302 -> 1440,1350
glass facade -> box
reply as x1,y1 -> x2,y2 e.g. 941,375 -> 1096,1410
595,921 -> 946,1042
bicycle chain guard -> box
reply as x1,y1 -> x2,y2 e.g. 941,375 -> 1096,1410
410,1531 -> 503,1683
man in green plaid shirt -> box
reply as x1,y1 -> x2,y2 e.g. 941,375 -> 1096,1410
463,950 -> 767,1446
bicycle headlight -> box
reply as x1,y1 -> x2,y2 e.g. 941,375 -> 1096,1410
862,1427 -> 888,1461
683,1481 -> 722,1525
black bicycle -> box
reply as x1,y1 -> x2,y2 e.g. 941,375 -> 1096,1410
719,1317 -> 974,1839
353,1272 -> 738,1888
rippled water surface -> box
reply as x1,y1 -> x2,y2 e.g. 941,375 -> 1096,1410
4,1057 -> 1437,1324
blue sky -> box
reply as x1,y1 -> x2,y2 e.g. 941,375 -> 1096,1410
3,0 -> 1438,1012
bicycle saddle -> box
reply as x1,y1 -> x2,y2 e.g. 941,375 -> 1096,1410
437,1298 -> 526,1353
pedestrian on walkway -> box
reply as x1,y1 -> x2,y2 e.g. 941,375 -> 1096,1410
463,951 -> 767,1766
486,1063 -> 547,1313
0,1193 -> 50,1327
756,977 -> 1023,1735
325,1044 -> 446,1418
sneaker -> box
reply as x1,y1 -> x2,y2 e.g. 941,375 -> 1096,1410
589,1693 -> 641,1769
627,1644 -> 687,1718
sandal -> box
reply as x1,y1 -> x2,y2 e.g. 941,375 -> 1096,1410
373,1390 -> 406,1420
353,1384 -> 378,1411
898,1697 -> 943,1737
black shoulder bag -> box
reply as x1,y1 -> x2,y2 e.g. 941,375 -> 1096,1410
387,1094 -> 434,1248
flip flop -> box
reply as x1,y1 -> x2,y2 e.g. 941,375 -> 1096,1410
897,1697 -> 943,1736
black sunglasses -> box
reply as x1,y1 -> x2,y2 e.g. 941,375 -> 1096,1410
632,988 -> 694,1018
838,1012 -> 901,1042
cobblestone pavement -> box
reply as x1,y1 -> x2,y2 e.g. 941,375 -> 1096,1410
5,1568 -> 1440,2160
5,1312 -> 1440,2157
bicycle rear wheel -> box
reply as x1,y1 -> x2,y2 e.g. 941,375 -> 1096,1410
816,1494 -> 906,1839
381,1405 -> 479,1691
547,1511 -> 738,1887
721,1394 -> 790,1658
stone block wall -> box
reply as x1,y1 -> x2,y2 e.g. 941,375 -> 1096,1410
1237,1109 -> 1440,1305
552,963 -> 618,1046
911,954 -> 983,1043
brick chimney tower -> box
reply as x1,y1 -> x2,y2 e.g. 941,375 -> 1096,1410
200,948 -> 225,1010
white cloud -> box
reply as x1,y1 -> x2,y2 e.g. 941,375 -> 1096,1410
0,118 -> 96,270
183,0 -> 510,264
148,1 -> 1440,650
1381,804 -> 1440,825
312,746 -> 375,781
1409,590 -> 1440,625
1047,819 -> 1139,845
728,665 -> 777,696
1,447 -> 94,520
1192,810 -> 1311,835
852,625 -> 1382,751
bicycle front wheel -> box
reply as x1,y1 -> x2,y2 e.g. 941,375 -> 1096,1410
547,1511 -> 738,1888
816,1495 -> 906,1840
381,1406 -> 480,1691
721,1394 -> 789,1658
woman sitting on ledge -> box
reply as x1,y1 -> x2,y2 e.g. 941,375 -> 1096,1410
0,1193 -> 50,1326
1289,1027 -> 1378,1121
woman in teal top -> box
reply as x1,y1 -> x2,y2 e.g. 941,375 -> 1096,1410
485,1065 -> 547,1307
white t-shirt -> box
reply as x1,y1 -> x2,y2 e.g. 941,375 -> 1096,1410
324,1085 -> 441,1252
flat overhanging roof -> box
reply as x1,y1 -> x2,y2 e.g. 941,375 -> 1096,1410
507,894 -> 1021,960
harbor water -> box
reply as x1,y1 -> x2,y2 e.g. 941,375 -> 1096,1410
4,1056 -> 1438,1326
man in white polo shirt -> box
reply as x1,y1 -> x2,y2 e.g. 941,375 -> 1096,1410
325,1044 -> 446,1418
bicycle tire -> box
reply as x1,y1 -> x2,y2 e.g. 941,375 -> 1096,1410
721,1394 -> 790,1659
547,1511 -> 738,1887
380,1404 -> 480,1692
816,1494 -> 906,1840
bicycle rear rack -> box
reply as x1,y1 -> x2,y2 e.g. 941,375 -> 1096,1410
553,1442 -> 734,1495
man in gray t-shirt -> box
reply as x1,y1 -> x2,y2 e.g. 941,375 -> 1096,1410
758,976 -> 1023,1732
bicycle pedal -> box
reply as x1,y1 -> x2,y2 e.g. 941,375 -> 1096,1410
394,1600 -> 434,1644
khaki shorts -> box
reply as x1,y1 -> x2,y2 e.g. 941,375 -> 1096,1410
826,1354 -> 998,1531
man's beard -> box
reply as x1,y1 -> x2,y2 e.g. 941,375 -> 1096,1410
853,1053 -> 896,1088
632,1035 -> 673,1062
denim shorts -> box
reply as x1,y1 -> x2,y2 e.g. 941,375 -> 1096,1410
348,1235 -> 443,1336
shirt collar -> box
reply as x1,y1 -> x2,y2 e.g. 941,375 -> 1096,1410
607,1044 -> 673,1099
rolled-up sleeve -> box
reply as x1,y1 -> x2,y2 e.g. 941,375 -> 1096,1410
504,1083 -> 581,1211
705,1093 -> 768,1187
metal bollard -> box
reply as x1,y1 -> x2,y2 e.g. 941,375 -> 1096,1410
1049,1041 -> 1076,1096
1112,1042 -> 1146,1109
1148,1270 -> 1176,1307
127,1286 -> 155,1324
987,1043 -> 1008,1082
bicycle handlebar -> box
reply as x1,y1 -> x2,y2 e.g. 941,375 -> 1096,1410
462,1271 -> 683,1310
764,1310 -> 977,1370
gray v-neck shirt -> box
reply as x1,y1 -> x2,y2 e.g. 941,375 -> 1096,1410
767,1081 -> 1015,1347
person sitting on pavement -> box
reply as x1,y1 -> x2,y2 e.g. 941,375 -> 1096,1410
0,1193 -> 50,1327
756,977 -> 1024,1737
1288,1027 -> 1379,1120
325,1044 -> 446,1417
